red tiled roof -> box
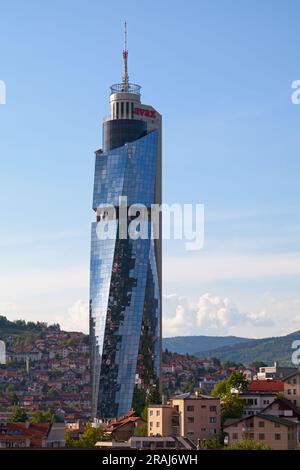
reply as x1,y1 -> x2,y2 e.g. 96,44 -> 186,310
0,423 -> 51,447
105,416 -> 141,432
248,379 -> 284,392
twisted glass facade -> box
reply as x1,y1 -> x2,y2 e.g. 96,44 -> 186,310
90,130 -> 161,418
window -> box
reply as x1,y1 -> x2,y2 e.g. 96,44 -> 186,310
293,389 -> 297,395
274,423 -> 280,428
156,422 -> 160,428
150,422 -> 153,427
201,405 -> 206,409
275,434 -> 281,441
293,379 -> 297,385
187,417 -> 194,423
258,421 -> 265,428
187,405 -> 194,412
232,433 -> 238,440
156,410 -> 160,416
210,417 -> 217,423
287,389 -> 291,395
149,410 -> 153,416
259,433 -> 265,440
210,406 -> 217,412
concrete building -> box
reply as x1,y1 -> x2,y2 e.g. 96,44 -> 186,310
256,362 -> 297,381
148,393 -> 220,444
240,391 -> 277,417
283,371 -> 300,408
224,414 -> 298,450
148,405 -> 180,437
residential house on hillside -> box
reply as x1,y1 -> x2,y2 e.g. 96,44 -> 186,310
256,362 -> 298,381
102,411 -> 144,442
0,422 -> 65,448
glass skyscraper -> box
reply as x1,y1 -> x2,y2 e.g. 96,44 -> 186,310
90,27 -> 162,419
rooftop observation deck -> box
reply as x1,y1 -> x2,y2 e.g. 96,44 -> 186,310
110,83 -> 141,95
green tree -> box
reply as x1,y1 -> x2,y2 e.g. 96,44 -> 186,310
221,394 -> 244,424
228,439 -> 271,450
211,372 -> 246,424
134,421 -> 147,437
211,380 -> 227,397
31,409 -> 57,424
182,378 -> 197,393
9,406 -> 28,422
146,386 -> 161,406
67,423 -> 111,448
132,386 -> 146,416
198,435 -> 224,449
226,371 -> 248,393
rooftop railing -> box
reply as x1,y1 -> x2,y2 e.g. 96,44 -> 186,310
110,83 -> 141,95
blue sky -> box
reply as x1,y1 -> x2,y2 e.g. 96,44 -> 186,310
1,0 -> 300,338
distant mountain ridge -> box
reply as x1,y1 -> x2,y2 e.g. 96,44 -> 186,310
197,330 -> 300,366
162,335 -> 250,355
163,330 -> 300,366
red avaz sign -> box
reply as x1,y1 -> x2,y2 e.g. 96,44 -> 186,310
134,107 -> 156,119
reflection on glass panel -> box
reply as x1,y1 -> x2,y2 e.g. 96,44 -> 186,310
90,131 -> 161,418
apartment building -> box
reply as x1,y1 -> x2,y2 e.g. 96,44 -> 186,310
240,391 -> 277,417
224,414 -> 298,450
148,393 -> 220,444
283,371 -> 300,408
148,405 -> 179,437
261,396 -> 300,441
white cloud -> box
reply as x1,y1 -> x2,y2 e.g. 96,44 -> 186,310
163,292 -> 273,337
164,252 -> 300,283
55,300 -> 89,333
